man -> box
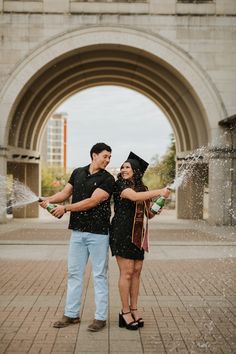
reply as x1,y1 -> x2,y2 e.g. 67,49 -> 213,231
40,143 -> 115,331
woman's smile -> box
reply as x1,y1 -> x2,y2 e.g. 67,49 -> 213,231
120,162 -> 134,180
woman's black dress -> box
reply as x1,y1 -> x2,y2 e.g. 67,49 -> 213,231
110,179 -> 144,260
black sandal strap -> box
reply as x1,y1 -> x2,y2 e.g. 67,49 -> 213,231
121,310 -> 131,315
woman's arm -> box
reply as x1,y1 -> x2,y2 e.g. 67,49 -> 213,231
121,187 -> 170,202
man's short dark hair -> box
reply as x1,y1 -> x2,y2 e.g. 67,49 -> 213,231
90,142 -> 112,158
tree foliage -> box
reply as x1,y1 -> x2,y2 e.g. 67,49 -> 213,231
41,166 -> 71,197
143,134 -> 176,189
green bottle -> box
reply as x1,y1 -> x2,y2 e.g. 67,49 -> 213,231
46,203 -> 57,212
46,203 -> 62,219
38,198 -> 62,219
151,196 -> 166,214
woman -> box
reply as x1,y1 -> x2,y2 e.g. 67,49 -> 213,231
110,152 -> 170,330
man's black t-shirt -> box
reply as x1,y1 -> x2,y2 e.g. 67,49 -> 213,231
68,165 -> 115,235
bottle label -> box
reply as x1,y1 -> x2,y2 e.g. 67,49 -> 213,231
151,203 -> 161,213
47,204 -> 57,213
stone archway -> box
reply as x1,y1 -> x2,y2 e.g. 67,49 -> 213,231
0,26 -> 228,223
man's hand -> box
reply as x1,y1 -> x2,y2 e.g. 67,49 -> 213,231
39,199 -> 50,209
51,205 -> 66,218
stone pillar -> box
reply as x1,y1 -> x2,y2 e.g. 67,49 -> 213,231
7,162 -> 26,218
26,163 -> 39,218
208,116 -> 236,226
176,162 -> 208,220
232,134 -> 236,225
7,162 -> 40,218
208,148 -> 236,226
0,149 -> 7,223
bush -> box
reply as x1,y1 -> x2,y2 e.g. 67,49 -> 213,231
41,166 -> 72,197
143,134 -> 176,189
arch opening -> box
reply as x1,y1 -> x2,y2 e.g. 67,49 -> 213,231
4,42 -> 211,222
7,44 -> 209,156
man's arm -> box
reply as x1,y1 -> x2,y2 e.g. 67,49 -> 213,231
51,188 -> 110,218
39,183 -> 73,208
67,188 -> 109,212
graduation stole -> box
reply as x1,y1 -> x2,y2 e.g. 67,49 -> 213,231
131,200 -> 150,252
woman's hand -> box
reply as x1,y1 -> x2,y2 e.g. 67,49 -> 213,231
159,187 -> 171,198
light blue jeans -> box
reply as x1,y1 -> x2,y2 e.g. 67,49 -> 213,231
64,230 -> 109,321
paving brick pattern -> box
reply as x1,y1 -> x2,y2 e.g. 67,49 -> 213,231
0,227 -> 231,242
0,229 -> 70,241
0,214 -> 235,353
0,257 -> 235,354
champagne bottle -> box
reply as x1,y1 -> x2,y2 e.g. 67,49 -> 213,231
38,198 -> 62,219
151,196 -> 166,214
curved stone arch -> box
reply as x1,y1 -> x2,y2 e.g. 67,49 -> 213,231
0,25 -> 227,153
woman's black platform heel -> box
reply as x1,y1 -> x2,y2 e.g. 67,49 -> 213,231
119,311 -> 139,330
130,308 -> 144,328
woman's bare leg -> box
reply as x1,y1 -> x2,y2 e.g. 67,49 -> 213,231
130,259 -> 143,321
116,256 -> 134,323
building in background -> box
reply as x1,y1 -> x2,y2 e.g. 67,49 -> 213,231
41,113 -> 67,171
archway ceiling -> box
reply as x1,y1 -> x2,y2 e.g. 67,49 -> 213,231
8,45 -> 209,153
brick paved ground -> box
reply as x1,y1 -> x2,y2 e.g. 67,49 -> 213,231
0,213 -> 235,354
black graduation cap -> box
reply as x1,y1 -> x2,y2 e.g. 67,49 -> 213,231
126,151 -> 149,175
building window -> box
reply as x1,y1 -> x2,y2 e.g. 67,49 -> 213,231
41,113 -> 67,170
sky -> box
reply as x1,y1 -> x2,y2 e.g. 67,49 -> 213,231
57,86 -> 173,170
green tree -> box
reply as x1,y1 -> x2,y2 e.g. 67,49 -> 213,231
143,134 -> 176,189
41,166 -> 71,197
157,133 -> 176,186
